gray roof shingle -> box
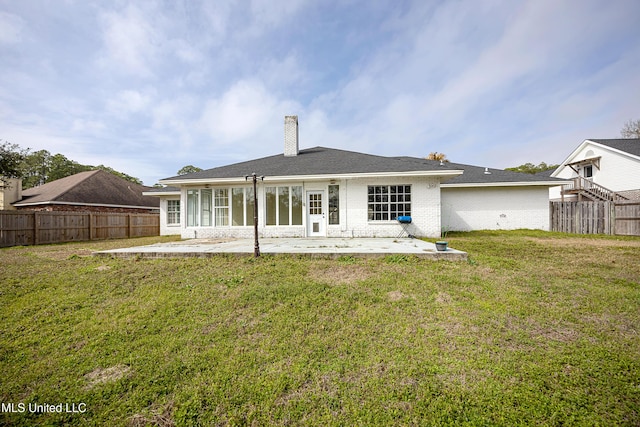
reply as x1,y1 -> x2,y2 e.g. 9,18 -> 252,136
15,170 -> 159,208
441,162 -> 565,185
162,147 -> 462,181
161,146 -> 565,186
589,139 -> 640,157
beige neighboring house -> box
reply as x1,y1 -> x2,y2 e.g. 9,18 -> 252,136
550,139 -> 640,201
0,178 -> 22,210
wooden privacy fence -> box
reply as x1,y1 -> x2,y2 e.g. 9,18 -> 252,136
550,201 -> 640,236
0,211 -> 159,247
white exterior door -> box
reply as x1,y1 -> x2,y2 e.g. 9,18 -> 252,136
307,191 -> 325,237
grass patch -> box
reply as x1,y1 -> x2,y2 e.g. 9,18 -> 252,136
1,232 -> 639,426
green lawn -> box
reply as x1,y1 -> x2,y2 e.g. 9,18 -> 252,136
1,231 -> 639,426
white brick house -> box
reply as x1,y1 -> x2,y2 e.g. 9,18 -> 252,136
148,116 -> 564,238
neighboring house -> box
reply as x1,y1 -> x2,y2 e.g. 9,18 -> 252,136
550,139 -> 640,201
0,178 -> 22,210
150,116 -> 564,239
12,170 -> 159,213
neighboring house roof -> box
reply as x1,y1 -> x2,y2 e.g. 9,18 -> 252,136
13,170 -> 159,209
588,139 -> 640,157
159,146 -> 563,187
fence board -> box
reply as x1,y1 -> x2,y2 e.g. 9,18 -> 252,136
0,211 -> 159,247
550,201 -> 639,236
614,201 -> 640,236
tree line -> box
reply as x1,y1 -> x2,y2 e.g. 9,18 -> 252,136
0,141 -> 142,189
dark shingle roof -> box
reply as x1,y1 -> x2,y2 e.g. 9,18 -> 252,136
441,162 -> 565,185
162,147 -> 461,181
161,146 -> 565,186
589,139 -> 640,157
15,170 -> 159,208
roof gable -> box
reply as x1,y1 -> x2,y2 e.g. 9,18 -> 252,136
552,138 -> 640,177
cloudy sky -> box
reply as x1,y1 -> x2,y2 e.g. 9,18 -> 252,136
1,0 -> 639,185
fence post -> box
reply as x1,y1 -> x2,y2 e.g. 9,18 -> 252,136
610,202 -> 616,235
127,214 -> 132,238
88,213 -> 93,240
33,211 -> 39,245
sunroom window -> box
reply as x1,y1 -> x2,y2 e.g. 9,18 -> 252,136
265,186 -> 303,226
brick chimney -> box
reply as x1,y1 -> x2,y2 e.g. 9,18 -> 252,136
284,115 -> 299,157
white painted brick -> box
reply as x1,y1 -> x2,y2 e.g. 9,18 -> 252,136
441,187 -> 550,231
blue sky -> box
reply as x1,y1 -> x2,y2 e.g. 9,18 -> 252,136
1,0 -> 639,185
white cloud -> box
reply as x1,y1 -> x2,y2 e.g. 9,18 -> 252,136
0,11 -> 25,44
199,79 -> 299,143
97,4 -> 160,77
71,119 -> 105,133
106,89 -> 155,116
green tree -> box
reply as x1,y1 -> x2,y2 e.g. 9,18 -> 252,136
177,165 -> 203,175
621,119 -> 640,138
505,162 -> 559,174
21,149 -> 52,188
48,154 -> 91,182
0,141 -> 27,186
4,142 -> 144,188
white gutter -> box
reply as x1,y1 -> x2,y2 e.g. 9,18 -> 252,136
142,190 -> 180,196
441,180 -> 569,188
12,200 -> 159,210
159,169 -> 465,186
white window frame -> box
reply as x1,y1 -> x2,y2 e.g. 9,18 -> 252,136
367,185 -> 411,222
167,199 -> 180,225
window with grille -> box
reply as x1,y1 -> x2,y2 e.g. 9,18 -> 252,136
214,189 -> 229,226
367,185 -> 411,221
167,200 -> 180,225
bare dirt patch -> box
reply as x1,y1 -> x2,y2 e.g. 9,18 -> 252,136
387,291 -> 409,301
310,264 -> 374,285
435,292 -> 452,304
38,248 -> 94,261
525,237 -> 640,248
129,401 -> 175,427
84,364 -> 131,390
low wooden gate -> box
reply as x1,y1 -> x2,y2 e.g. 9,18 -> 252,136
614,201 -> 640,236
550,201 -> 640,236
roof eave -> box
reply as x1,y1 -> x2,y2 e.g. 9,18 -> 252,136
12,201 -> 159,210
142,191 -> 181,196
159,169 -> 465,186
441,180 -> 569,188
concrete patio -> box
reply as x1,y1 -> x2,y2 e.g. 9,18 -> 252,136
95,238 -> 467,260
